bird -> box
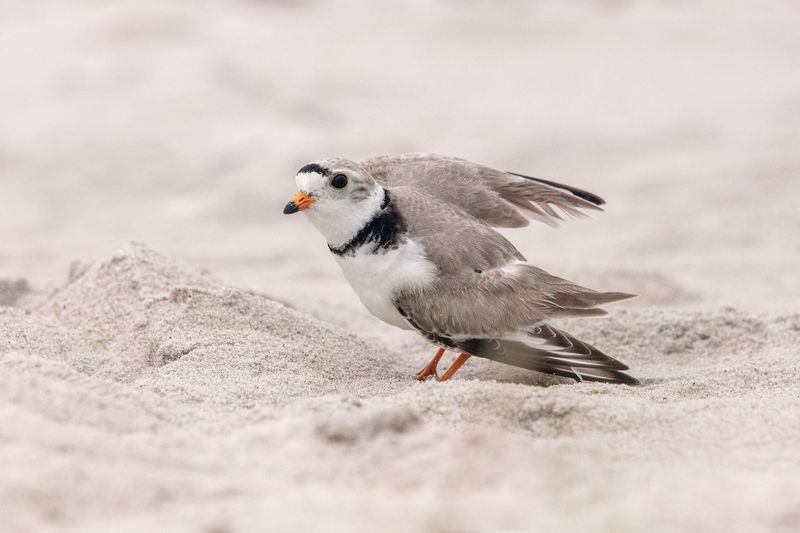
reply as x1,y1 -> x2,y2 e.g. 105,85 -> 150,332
283,153 -> 638,385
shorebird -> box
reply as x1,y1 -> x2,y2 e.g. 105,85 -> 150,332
283,154 -> 638,385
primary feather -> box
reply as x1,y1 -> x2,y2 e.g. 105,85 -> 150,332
363,153 -> 603,227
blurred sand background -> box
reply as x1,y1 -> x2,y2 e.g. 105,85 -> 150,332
1,1 -> 799,531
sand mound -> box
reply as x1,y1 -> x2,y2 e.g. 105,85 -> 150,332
3,244 -> 409,404
1,244 -> 799,532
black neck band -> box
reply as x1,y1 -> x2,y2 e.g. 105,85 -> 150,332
328,189 -> 404,256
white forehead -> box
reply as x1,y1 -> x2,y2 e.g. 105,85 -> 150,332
295,171 -> 327,192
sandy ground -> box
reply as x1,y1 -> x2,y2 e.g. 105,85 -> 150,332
1,1 -> 800,532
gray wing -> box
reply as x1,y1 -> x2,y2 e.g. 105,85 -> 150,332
394,255 -> 637,385
390,188 -> 634,338
388,187 -> 635,384
395,258 -> 634,338
394,259 -> 637,385
362,153 -> 604,228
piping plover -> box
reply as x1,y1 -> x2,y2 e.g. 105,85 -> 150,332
284,154 -> 638,385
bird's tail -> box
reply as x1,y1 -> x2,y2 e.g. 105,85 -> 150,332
456,324 -> 639,385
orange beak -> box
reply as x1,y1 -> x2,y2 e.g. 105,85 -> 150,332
283,191 -> 316,214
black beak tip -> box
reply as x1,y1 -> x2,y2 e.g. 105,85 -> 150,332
283,201 -> 299,215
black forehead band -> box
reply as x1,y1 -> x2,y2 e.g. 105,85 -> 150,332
297,163 -> 331,177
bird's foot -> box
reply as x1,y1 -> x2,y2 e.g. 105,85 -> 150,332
415,349 -> 472,382
416,347 -> 445,381
415,364 -> 439,381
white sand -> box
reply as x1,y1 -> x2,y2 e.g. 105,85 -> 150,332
1,1 -> 800,532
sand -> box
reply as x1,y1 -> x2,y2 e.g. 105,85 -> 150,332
2,1 -> 800,532
3,244 -> 798,533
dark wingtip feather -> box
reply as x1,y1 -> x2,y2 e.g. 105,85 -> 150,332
620,373 -> 641,386
458,325 -> 639,385
509,172 -> 606,206
578,368 -> 640,386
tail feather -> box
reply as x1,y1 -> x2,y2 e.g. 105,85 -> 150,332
457,324 -> 639,385
550,307 -> 608,318
546,289 -> 637,319
550,290 -> 636,310
586,291 -> 638,305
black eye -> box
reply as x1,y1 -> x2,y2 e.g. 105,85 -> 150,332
330,174 -> 348,189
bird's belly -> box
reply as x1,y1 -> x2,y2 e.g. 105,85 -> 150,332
334,241 -> 435,330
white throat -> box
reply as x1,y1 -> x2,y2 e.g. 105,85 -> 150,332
304,185 -> 386,248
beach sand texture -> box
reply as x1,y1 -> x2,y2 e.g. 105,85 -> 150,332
1,1 -> 799,531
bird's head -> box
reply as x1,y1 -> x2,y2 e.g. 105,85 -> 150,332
284,158 -> 385,246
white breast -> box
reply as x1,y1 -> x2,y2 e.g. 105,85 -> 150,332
333,239 -> 436,330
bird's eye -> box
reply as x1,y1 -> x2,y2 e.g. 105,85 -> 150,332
330,174 -> 348,189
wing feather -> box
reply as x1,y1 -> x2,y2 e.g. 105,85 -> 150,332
458,325 -> 639,385
362,153 -> 603,228
395,259 -> 635,339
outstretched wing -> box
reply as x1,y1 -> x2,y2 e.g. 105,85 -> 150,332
362,153 -> 604,228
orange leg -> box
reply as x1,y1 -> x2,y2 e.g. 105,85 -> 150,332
416,348 -> 445,381
436,353 -> 471,382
